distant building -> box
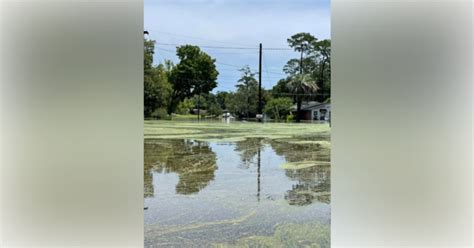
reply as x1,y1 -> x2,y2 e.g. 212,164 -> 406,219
222,109 -> 231,118
292,101 -> 331,121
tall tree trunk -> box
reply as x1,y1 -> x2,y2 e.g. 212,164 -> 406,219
246,94 -> 250,118
318,59 -> 327,102
167,91 -> 176,120
300,49 -> 304,74
296,98 -> 302,123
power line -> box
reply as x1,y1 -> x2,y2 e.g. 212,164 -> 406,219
155,42 -> 293,51
154,47 -> 287,87
215,61 -> 285,75
146,29 -> 256,48
157,42 -> 255,50
215,61 -> 244,68
263,53 -> 272,83
155,47 -> 287,75
156,48 -> 177,54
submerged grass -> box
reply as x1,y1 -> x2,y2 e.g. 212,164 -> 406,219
144,120 -> 330,142
213,223 -> 330,248
147,210 -> 257,236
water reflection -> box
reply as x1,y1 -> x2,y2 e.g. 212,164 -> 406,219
284,165 -> 331,205
144,139 -> 217,196
233,138 -> 266,201
232,137 -> 331,205
233,137 -> 265,168
269,140 -> 331,205
145,137 -> 330,205
269,139 -> 330,163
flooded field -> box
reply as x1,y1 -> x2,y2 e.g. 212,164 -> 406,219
144,120 -> 331,247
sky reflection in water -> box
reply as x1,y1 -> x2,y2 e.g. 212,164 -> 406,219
144,132 -> 330,247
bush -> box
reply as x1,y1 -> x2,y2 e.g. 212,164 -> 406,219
151,108 -> 169,119
176,98 -> 194,115
264,97 -> 293,120
286,113 -> 294,122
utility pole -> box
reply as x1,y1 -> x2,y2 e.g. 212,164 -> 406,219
258,43 -> 263,121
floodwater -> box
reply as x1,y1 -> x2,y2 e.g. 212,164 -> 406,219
144,121 -> 330,247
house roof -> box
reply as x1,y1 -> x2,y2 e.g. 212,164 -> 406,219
302,102 -> 330,110
292,101 -> 330,111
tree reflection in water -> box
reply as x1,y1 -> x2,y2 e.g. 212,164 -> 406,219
233,137 -> 265,169
268,140 -> 331,206
144,139 -> 217,196
284,165 -> 330,205
269,138 -> 330,163
145,137 -> 330,206
234,137 -> 265,201
233,137 -> 331,206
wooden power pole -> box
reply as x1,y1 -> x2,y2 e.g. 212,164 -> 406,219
258,43 -> 263,120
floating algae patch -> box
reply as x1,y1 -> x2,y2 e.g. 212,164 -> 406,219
144,120 -> 330,142
147,210 -> 257,236
280,161 -> 330,170
214,223 -> 330,248
285,140 -> 331,148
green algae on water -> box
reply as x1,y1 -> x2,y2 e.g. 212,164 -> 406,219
280,161 -> 330,170
213,223 -> 330,248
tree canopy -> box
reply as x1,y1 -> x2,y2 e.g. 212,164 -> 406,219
226,66 -> 259,118
144,39 -> 172,118
167,45 -> 218,116
287,73 -> 319,122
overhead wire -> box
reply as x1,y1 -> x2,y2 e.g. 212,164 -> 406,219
152,39 -> 293,91
155,42 -> 293,51
145,29 -> 256,48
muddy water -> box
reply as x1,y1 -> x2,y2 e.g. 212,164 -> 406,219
144,121 -> 330,247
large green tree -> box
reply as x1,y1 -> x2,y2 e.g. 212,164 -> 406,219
285,33 -> 331,102
168,45 -> 218,117
313,39 -> 331,101
215,91 -> 229,110
144,39 -> 172,118
228,66 -> 259,118
287,32 -> 317,74
287,73 -> 318,122
271,78 -> 290,97
144,39 -> 156,117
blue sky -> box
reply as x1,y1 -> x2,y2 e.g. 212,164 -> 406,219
145,0 -> 330,92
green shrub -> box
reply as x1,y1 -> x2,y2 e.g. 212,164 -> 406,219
286,113 -> 294,122
176,98 -> 194,115
151,108 -> 169,119
263,97 -> 293,121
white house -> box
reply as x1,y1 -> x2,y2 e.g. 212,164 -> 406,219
292,101 -> 331,121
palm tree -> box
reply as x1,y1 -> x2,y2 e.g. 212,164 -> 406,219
287,73 -> 318,122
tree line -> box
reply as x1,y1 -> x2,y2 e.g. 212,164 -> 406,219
144,32 -> 330,122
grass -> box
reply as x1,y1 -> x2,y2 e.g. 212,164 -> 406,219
171,114 -> 199,120
144,120 -> 330,142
